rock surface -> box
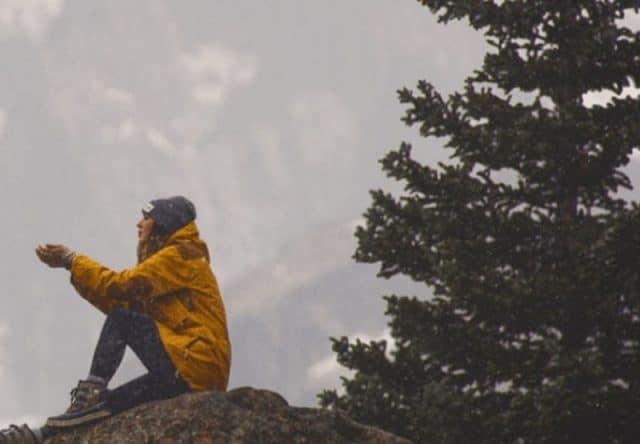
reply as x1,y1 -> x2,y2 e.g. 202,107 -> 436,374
46,387 -> 411,443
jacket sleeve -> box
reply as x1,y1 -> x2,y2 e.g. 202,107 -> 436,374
69,247 -> 185,315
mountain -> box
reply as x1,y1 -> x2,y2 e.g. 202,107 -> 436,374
224,221 -> 426,406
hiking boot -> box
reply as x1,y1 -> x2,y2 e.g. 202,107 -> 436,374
45,379 -> 111,428
0,424 -> 38,444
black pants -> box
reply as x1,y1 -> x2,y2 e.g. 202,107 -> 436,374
89,307 -> 191,414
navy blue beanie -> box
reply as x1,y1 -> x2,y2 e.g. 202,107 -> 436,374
142,196 -> 196,236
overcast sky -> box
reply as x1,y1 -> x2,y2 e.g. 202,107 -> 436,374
2,0 -> 640,427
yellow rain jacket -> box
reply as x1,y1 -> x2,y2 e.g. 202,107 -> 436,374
68,222 -> 230,391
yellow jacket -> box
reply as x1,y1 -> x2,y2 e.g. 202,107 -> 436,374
69,222 -> 230,391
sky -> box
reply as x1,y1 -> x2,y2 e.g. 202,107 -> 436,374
1,0 -> 639,427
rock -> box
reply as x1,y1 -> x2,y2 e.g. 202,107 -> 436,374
46,387 -> 411,443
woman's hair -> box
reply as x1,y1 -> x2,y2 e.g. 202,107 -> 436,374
137,228 -> 167,263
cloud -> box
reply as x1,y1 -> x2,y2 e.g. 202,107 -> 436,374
46,73 -> 137,138
117,119 -> 135,140
94,82 -> 134,107
0,0 -> 64,41
251,125 -> 289,189
146,127 -> 175,156
348,218 -> 365,232
0,323 -> 29,424
582,87 -> 640,108
141,127 -> 196,161
617,10 -> 640,31
0,322 -> 7,381
226,221 -> 356,316
307,354 -> 344,382
289,91 -> 357,167
99,118 -> 136,143
368,3 -> 485,80
0,108 -> 6,139
192,83 -> 226,106
306,328 -> 393,385
180,43 -> 258,107
284,91 -> 359,218
583,86 -> 640,163
169,113 -> 217,143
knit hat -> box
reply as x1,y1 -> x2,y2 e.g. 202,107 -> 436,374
142,196 -> 197,236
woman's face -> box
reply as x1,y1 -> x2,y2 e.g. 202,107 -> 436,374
137,214 -> 155,243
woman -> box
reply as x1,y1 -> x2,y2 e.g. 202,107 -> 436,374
30,196 -> 230,434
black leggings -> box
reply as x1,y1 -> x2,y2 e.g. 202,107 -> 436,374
90,307 -> 191,414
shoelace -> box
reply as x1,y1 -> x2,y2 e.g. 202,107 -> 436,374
69,386 -> 91,410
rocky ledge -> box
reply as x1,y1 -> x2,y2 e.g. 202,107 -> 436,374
47,387 -> 411,443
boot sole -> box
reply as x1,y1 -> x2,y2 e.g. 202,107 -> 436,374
45,409 -> 112,428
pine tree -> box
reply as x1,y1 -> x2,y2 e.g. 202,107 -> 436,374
319,1 -> 640,443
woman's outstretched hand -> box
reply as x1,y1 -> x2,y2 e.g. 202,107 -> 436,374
36,244 -> 76,269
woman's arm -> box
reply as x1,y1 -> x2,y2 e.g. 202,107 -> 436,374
36,243 -> 185,315
69,247 -> 184,315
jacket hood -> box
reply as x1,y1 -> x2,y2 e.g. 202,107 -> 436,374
166,221 -> 200,244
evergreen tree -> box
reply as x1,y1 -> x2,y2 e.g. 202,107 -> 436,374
319,1 -> 640,443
